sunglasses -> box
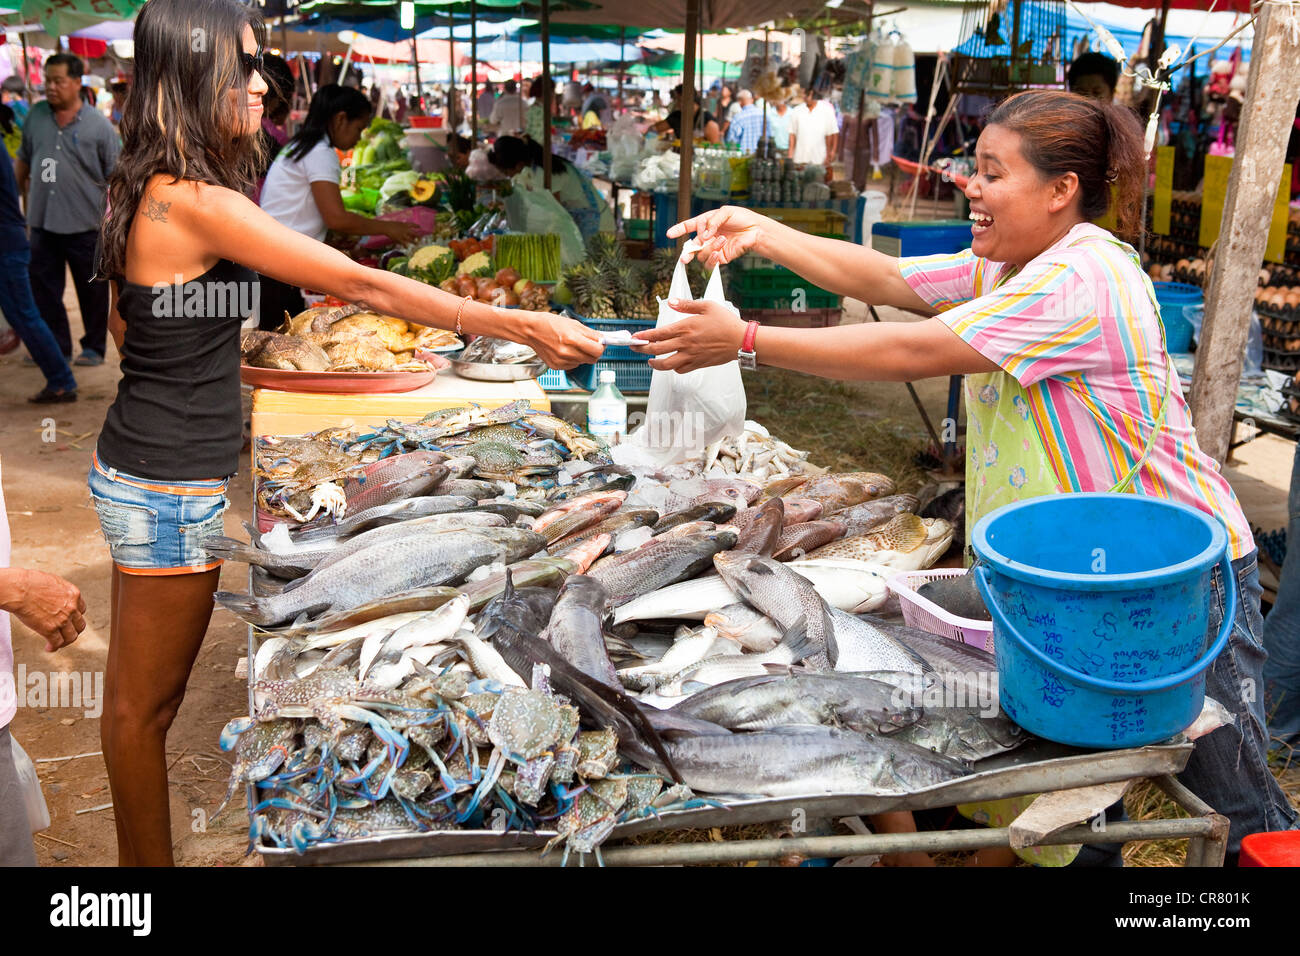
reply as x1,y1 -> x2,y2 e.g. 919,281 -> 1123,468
240,50 -> 264,81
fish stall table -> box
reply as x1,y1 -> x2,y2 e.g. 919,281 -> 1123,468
249,370 -> 550,438
235,612 -> 1225,870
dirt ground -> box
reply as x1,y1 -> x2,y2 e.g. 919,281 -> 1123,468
1,287 -> 1291,867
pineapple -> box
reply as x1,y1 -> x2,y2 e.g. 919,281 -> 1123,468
585,233 -> 624,269
612,264 -> 645,317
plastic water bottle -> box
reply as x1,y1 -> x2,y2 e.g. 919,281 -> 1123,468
587,370 -> 627,444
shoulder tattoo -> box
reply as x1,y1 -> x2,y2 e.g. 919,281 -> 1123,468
144,195 -> 171,223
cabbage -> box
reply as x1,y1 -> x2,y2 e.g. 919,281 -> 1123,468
380,170 -> 421,202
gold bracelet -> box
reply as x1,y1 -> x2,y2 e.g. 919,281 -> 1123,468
455,295 -> 472,336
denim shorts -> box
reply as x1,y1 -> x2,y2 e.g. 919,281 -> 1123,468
87,451 -> 230,575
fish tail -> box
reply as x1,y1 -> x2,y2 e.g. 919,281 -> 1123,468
214,591 -> 276,627
204,536 -> 266,566
775,614 -> 815,665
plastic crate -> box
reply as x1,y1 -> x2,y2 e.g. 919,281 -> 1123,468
538,368 -> 580,391
733,291 -> 843,311
593,359 -> 652,393
624,218 -> 651,241
871,220 -> 972,258
886,568 -> 994,653
567,312 -> 655,361
751,207 -> 847,236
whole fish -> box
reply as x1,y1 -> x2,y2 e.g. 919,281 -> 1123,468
654,620 -> 815,695
827,608 -> 930,675
536,492 -> 627,544
452,626 -> 528,688
610,574 -> 741,626
916,571 -> 991,621
856,615 -> 998,699
656,520 -> 717,539
550,509 -> 659,555
784,472 -> 896,515
589,529 -> 738,603
534,490 -> 628,532
652,501 -> 737,534
215,533 -> 503,626
704,603 -> 783,652
805,513 -> 928,561
728,497 -> 822,537
783,559 -> 891,614
671,672 -> 923,735
312,524 -> 545,577
618,626 -> 729,692
683,479 -> 762,512
541,575 -> 620,689
838,494 -> 920,537
360,595 -> 470,683
771,520 -> 847,561
204,535 -> 338,579
282,593 -> 462,642
712,552 -> 834,670
436,478 -> 504,500
289,495 -> 477,543
665,724 -> 969,797
731,497 -> 784,556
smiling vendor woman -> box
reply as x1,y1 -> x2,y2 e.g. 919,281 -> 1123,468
637,89 -> 1298,858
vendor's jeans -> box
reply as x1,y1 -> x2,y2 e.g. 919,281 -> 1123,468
1263,442 -> 1300,762
1178,552 -> 1298,858
0,248 -> 77,393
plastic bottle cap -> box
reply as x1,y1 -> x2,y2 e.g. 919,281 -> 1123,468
599,370 -> 616,384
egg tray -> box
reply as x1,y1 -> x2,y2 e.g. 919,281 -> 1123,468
1263,348 -> 1300,373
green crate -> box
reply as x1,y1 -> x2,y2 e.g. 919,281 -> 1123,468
624,218 -> 652,241
733,291 -> 843,311
725,268 -> 839,308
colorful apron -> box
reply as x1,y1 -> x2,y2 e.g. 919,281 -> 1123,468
956,233 -> 1173,865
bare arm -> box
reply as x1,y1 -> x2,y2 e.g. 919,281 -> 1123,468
308,181 -> 419,243
632,299 -> 997,380
185,185 -> 601,369
670,206 -> 935,311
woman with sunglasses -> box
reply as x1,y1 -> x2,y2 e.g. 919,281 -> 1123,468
93,0 -> 602,866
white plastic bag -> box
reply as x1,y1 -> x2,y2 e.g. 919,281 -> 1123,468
626,241 -> 747,466
11,737 -> 50,834
503,175 -> 585,267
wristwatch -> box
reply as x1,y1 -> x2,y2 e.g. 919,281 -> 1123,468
738,320 -> 759,370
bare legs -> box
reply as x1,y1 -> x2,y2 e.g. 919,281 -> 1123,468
101,565 -> 220,866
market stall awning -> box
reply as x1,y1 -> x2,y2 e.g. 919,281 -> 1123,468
2,0 -> 142,36
474,36 -> 632,63
548,0 -> 832,30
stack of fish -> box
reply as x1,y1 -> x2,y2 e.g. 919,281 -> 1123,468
687,421 -> 821,484
216,409 -> 988,862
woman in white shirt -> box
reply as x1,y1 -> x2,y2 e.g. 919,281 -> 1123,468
258,84 -> 418,328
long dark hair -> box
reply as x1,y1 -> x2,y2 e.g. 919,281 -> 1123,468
285,84 -> 371,162
100,0 -> 266,282
986,90 -> 1145,240
488,135 -> 571,175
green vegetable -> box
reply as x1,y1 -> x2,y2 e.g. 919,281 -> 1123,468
408,244 -> 456,284
387,256 -> 410,274
457,250 -> 494,278
495,233 -> 562,281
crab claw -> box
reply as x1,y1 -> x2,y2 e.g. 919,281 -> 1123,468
219,716 -> 256,751
457,749 -> 506,823
290,818 -> 326,854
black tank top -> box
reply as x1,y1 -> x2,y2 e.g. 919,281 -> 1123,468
97,259 -> 255,480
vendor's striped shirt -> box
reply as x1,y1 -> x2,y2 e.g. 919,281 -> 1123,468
899,222 -> 1254,559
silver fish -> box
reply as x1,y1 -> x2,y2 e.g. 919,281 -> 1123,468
828,608 -> 931,676
712,552 -> 834,670
289,495 -> 478,543
589,530 -> 738,603
704,603 -> 783,652
215,533 -> 503,626
665,724 -> 969,797
671,672 -> 923,735
541,575 -> 620,689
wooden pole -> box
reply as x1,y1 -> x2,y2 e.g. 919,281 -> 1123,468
449,13 -> 457,131
1190,0 -> 1300,464
678,0 -> 699,244
411,24 -> 422,112
1146,0 -> 1172,76
761,27 -> 769,142
471,0 -> 479,140
542,0 -> 553,190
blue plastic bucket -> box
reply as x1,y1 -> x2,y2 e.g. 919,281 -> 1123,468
972,494 -> 1235,749
1152,281 -> 1201,354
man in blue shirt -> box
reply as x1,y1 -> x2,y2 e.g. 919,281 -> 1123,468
14,54 -> 119,367
0,104 -> 77,402
724,90 -> 765,153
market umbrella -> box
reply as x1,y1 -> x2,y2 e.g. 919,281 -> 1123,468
3,0 -> 143,35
